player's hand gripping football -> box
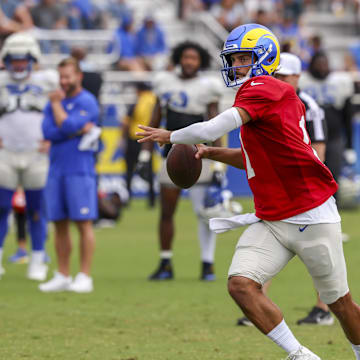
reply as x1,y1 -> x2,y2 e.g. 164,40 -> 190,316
136,125 -> 171,146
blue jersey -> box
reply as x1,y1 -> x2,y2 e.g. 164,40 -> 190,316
42,89 -> 99,176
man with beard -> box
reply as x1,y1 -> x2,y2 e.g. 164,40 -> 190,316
299,51 -> 356,184
40,57 -> 100,293
137,41 -> 224,281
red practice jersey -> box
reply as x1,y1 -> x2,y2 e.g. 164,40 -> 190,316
233,76 -> 338,221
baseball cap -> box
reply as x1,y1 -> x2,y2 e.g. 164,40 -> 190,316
276,52 -> 302,75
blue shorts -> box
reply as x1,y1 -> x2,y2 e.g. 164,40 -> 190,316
45,175 -> 98,221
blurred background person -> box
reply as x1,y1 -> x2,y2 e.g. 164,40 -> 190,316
0,33 -> 56,281
299,51 -> 356,185
40,57 -> 100,293
210,0 -> 245,32
0,0 -> 33,46
30,0 -> 68,54
120,82 -> 157,207
108,13 -> 147,72
135,15 -> 167,71
137,41 -> 224,281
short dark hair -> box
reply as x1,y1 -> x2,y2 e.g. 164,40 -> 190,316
58,57 -> 82,73
171,41 -> 211,70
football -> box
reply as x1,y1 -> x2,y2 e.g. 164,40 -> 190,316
166,144 -> 202,189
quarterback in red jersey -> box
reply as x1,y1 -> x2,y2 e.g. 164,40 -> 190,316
137,24 -> 360,360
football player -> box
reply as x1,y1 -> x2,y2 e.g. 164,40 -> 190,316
137,24 -> 360,360
299,50 -> 356,183
0,33 -> 58,281
137,41 -> 224,281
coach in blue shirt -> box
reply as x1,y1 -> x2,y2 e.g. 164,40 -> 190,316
40,57 -> 100,293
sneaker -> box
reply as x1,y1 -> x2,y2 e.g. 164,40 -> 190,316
27,263 -> 48,281
8,248 -> 29,264
39,271 -> 72,292
297,306 -> 334,326
148,259 -> 173,280
201,262 -> 216,281
68,273 -> 93,293
237,316 -> 254,326
286,346 -> 321,359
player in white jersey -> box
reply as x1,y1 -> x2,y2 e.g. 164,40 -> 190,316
137,41 -> 224,281
0,33 -> 58,281
299,51 -> 356,183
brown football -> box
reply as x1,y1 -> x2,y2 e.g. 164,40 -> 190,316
166,144 -> 202,189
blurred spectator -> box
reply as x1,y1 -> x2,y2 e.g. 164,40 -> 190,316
272,12 -> 311,68
280,0 -> 305,23
210,0 -> 245,32
30,0 -> 67,30
108,14 -> 147,71
253,8 -> 274,29
30,0 -> 68,54
71,47 -> 103,100
244,0 -> 276,22
68,0 -> 102,30
177,0 -> 205,20
107,0 -> 132,21
121,82 -> 157,206
0,0 -> 33,46
135,16 -> 167,71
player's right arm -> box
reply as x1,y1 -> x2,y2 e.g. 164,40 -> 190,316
196,144 -> 245,170
137,107 -> 250,145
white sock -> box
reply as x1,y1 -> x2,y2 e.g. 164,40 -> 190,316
160,251 -> 172,259
266,319 -> 302,354
198,220 -> 216,263
351,343 -> 360,360
0,248 -> 3,267
31,250 -> 45,264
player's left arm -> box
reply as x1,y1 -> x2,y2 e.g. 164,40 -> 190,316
137,107 -> 250,146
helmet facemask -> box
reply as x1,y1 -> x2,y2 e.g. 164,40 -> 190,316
4,54 -> 35,81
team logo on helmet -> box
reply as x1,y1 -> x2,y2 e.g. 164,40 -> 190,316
220,23 -> 280,88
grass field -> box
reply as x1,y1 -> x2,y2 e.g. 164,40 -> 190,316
0,198 -> 359,360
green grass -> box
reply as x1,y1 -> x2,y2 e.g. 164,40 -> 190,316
0,198 -> 359,360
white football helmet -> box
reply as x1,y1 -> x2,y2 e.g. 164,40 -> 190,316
1,32 -> 41,80
200,187 -> 243,221
337,170 -> 360,210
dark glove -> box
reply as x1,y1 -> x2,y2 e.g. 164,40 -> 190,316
136,150 -> 152,182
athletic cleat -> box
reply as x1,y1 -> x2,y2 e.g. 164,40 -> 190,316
285,346 -> 321,359
148,259 -> 173,280
27,263 -> 48,281
237,316 -> 254,326
39,271 -> 72,292
8,248 -> 29,264
297,306 -> 334,326
201,262 -> 216,281
68,273 -> 94,293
